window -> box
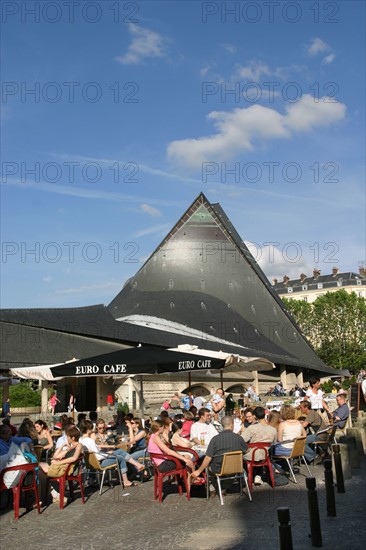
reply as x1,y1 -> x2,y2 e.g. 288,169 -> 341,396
302,285 -> 307,291
356,280 -> 361,285
287,287 -> 293,293
317,283 -> 323,289
337,280 -> 342,287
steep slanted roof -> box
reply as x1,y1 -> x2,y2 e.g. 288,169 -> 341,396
108,193 -> 327,371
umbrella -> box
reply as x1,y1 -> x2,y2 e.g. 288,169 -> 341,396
50,345 -> 226,378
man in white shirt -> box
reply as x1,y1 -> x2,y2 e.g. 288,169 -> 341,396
190,408 -> 218,446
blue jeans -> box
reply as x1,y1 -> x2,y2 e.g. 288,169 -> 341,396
100,449 -> 131,474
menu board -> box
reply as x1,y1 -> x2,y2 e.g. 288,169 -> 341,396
350,383 -> 360,421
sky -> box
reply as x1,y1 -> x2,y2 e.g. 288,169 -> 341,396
1,0 -> 365,309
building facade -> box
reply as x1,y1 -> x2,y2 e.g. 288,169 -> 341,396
272,267 -> 366,303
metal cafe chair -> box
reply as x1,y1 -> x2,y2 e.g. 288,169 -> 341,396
206,451 -> 252,506
84,451 -> 123,494
274,436 -> 311,483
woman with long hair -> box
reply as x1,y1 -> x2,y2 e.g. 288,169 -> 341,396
34,419 -> 53,450
147,420 -> 194,474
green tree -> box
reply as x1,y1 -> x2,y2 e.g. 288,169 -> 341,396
281,290 -> 366,374
0,381 -> 41,407
312,290 -> 366,372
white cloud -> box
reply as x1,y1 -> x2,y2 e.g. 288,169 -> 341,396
234,60 -> 285,81
140,203 -> 162,217
115,24 -> 167,65
307,37 -> 330,56
221,43 -> 237,54
42,276 -> 52,283
132,223 -> 170,238
245,241 -> 311,282
167,95 -> 346,168
56,281 -> 120,295
322,53 -> 336,65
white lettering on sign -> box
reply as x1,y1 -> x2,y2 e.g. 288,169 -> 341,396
178,360 -> 212,370
197,359 -> 212,369
75,365 -> 99,374
103,364 -> 127,374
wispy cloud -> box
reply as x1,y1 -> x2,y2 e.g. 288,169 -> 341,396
167,95 -> 346,168
234,60 -> 286,81
221,43 -> 237,54
42,276 -> 52,283
116,24 -> 168,65
307,37 -> 335,64
322,53 -> 336,65
56,281 -> 120,295
132,223 -> 170,238
140,203 -> 162,217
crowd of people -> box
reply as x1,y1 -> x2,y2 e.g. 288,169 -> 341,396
0,379 -> 351,509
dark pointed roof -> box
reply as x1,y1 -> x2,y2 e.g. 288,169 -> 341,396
1,193 -> 339,375
108,193 -> 326,371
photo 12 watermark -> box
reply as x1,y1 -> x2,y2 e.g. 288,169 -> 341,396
1,241 -> 141,264
1,160 -> 139,184
201,2 -> 340,24
202,81 -> 339,104
201,161 -> 339,184
200,241 -> 340,265
1,1 -> 140,24
1,81 -> 139,104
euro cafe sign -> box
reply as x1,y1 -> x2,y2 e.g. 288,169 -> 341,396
74,359 -> 214,375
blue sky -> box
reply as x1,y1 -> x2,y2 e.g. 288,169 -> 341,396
1,0 -> 365,308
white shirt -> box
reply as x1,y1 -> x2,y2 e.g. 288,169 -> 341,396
306,389 -> 324,410
190,422 -> 218,446
79,435 -> 108,462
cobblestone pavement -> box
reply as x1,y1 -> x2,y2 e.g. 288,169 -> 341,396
1,458 -> 365,550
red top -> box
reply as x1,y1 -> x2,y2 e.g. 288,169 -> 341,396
180,420 -> 193,439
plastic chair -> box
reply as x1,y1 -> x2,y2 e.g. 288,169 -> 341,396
149,453 -> 190,503
84,451 -> 123,494
46,456 -> 85,509
274,436 -> 312,483
206,451 -> 252,506
246,442 -> 275,491
0,463 -> 41,520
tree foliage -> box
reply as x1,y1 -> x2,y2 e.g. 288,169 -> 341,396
0,382 -> 41,407
282,290 -> 366,374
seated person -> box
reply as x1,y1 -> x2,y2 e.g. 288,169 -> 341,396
190,408 -> 218,446
330,394 -> 349,429
34,419 -> 54,456
242,408 -> 257,428
148,420 -> 194,473
2,417 -> 17,436
180,410 -> 194,439
241,406 -> 277,483
191,416 -> 248,496
170,421 -> 198,458
0,424 -> 34,456
126,417 -> 147,462
298,400 -> 329,461
39,426 -> 83,503
79,420 -> 144,487
17,418 -> 38,445
272,405 -> 307,458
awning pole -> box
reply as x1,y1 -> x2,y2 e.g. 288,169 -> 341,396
140,376 -> 144,418
220,369 -> 223,388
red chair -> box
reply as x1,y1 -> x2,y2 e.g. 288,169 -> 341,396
149,453 -> 190,503
46,457 -> 85,509
245,442 -> 275,491
0,463 -> 41,520
173,446 -> 206,486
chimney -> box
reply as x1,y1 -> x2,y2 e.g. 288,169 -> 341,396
273,278 -> 278,285
313,268 -> 321,280
300,273 -> 307,283
359,266 -> 366,278
283,275 -> 290,284
332,266 -> 340,276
